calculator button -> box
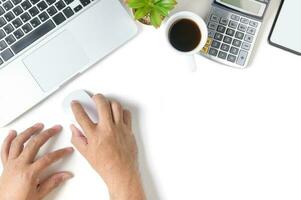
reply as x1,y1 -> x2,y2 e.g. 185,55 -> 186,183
218,51 -> 227,59
233,39 -> 242,47
226,28 -> 235,36
249,21 -> 258,27
217,25 -> 226,33
221,43 -> 230,52
214,32 -> 223,41
229,20 -> 238,29
220,17 -> 228,26
246,27 -> 256,35
208,30 -> 215,38
235,31 -> 244,39
231,14 -> 240,21
210,14 -> 219,22
240,17 -> 249,24
209,48 -> 218,56
238,23 -> 247,32
230,46 -> 239,55
227,54 -> 236,63
242,42 -> 251,50
211,40 -> 221,49
244,34 -> 253,43
223,36 -> 232,44
236,50 -> 248,66
208,22 -> 218,30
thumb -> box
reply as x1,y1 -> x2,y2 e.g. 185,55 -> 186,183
70,124 -> 88,156
38,172 -> 73,199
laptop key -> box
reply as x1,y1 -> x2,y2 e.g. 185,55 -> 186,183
38,11 -> 48,21
0,16 -> 6,27
20,12 -> 31,22
12,18 -> 22,28
0,6 -> 5,15
29,6 -> 39,16
5,34 -> 16,45
37,1 -> 47,11
12,0 -> 22,5
30,0 -> 40,4
80,0 -> 90,6
12,5 -> 23,15
45,0 -> 55,5
47,5 -> 57,16
21,0 -> 32,10
52,12 -> 65,25
62,6 -> 73,18
0,40 -> 8,50
64,0 -> 73,4
55,0 -> 65,10
0,58 -> 3,65
11,19 -> 55,54
30,16 -> 40,27
3,1 -> 13,11
21,22 -> 32,33
4,11 -> 15,21
73,4 -> 82,12
0,29 -> 5,40
1,48 -> 13,61
3,24 -> 14,34
13,28 -> 24,39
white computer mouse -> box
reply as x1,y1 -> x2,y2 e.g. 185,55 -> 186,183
62,90 -> 99,124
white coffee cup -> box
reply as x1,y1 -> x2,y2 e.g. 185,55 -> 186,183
165,11 -> 208,55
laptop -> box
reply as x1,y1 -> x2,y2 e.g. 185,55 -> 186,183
0,0 -> 138,127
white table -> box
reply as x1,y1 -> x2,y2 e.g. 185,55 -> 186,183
1,0 -> 301,199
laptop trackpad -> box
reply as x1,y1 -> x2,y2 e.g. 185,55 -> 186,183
23,31 -> 89,92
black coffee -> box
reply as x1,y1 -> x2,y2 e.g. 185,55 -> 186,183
168,19 -> 201,52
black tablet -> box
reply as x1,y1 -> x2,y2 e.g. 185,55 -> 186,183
269,0 -> 301,55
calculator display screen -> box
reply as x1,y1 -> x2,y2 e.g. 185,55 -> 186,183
216,0 -> 266,17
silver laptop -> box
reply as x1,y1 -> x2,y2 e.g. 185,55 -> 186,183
0,0 -> 138,127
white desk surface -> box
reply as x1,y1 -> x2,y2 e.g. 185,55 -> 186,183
1,0 -> 301,199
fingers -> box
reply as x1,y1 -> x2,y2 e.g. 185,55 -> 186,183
38,172 -> 73,199
71,101 -> 95,133
9,123 -> 44,159
1,130 -> 17,165
33,147 -> 74,172
110,101 -> 123,124
70,124 -> 87,156
92,94 -> 113,123
123,109 -> 132,130
20,125 -> 62,162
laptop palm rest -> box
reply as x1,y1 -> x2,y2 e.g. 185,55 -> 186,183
23,31 -> 89,92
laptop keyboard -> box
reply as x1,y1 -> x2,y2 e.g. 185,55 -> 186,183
0,0 -> 93,66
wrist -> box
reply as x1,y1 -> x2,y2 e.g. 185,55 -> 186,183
107,170 -> 145,200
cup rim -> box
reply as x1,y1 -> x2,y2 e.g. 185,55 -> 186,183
165,11 -> 208,55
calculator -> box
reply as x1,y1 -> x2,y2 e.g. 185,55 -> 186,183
200,0 -> 270,68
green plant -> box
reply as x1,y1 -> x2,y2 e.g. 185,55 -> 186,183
127,0 -> 177,28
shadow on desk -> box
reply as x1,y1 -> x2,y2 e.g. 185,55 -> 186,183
128,103 -> 161,200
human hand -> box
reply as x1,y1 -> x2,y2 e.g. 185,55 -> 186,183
0,123 -> 74,200
70,94 -> 145,200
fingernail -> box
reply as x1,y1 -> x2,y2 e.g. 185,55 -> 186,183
52,125 -> 62,131
8,130 -> 17,137
34,123 -> 44,128
71,100 -> 79,104
66,147 -> 74,153
62,173 -> 73,180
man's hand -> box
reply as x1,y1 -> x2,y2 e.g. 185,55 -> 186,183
70,94 -> 145,200
0,123 -> 74,200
